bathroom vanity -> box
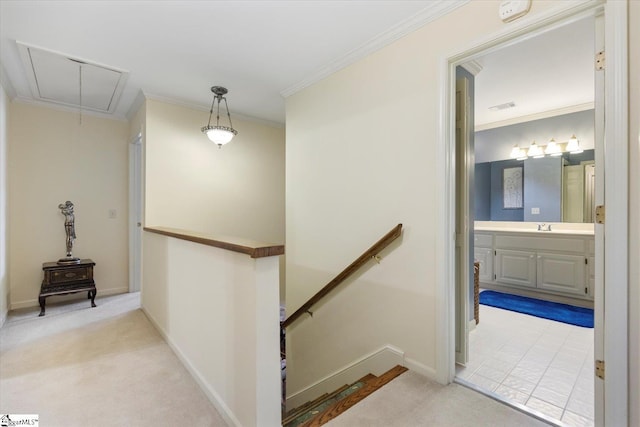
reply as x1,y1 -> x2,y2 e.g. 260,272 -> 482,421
474,222 -> 594,303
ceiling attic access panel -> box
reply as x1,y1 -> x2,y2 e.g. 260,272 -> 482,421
17,42 -> 128,114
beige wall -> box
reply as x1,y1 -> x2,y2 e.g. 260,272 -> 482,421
0,85 -> 8,325
144,99 -> 285,245
628,0 -> 639,424
285,0 -> 632,398
8,103 -> 129,308
141,231 -> 281,426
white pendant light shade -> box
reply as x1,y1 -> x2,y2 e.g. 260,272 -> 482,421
545,138 -> 562,156
203,126 -> 237,146
528,142 -> 544,158
201,86 -> 238,148
510,145 -> 521,158
566,134 -> 583,153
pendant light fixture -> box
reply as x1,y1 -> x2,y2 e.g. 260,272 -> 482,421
201,86 -> 238,148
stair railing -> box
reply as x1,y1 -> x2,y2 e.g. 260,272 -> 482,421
282,223 -> 403,328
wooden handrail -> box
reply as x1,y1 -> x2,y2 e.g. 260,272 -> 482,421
282,224 -> 403,328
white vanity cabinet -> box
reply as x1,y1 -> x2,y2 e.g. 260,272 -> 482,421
474,228 -> 594,301
495,249 -> 537,288
473,233 -> 494,283
536,252 -> 586,296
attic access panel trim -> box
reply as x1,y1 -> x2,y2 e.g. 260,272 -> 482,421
17,42 -> 128,114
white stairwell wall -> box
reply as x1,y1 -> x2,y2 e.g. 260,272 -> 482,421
284,0 -> 593,407
142,231 -> 282,426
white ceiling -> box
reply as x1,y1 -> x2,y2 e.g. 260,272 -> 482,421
473,15 -> 595,128
0,0 -> 466,125
0,1 -> 594,127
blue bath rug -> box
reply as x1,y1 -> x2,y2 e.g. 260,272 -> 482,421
479,290 -> 594,328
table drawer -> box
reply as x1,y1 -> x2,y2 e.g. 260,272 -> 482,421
50,267 -> 90,284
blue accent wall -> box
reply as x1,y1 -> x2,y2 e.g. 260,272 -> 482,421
475,150 -> 595,222
524,157 -> 562,222
490,159 -> 524,221
475,162 -> 491,220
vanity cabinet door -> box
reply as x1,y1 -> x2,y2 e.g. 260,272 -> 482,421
473,247 -> 494,283
536,252 -> 587,296
495,249 -> 536,288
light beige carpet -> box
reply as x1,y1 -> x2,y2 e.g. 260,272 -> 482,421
325,370 -> 551,427
0,292 -> 227,426
2,292 -> 552,427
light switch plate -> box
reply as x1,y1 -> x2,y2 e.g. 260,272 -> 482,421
531,207 -> 540,215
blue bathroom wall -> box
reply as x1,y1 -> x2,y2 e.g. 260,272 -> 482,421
523,157 -> 562,222
475,162 -> 491,220
475,150 -> 595,222
489,159 -> 525,221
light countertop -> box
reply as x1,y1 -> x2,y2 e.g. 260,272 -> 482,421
474,221 -> 595,236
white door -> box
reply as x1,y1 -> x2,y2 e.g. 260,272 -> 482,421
563,164 -> 585,222
584,163 -> 596,223
592,12 -> 605,426
129,134 -> 143,292
454,77 -> 471,365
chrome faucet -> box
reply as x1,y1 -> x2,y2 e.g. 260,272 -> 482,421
537,223 -> 552,231
537,223 -> 545,231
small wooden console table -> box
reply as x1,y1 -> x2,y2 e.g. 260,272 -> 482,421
39,259 -> 96,316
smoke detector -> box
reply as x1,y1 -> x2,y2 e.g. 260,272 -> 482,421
499,0 -> 531,23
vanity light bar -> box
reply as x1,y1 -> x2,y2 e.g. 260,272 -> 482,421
509,135 -> 582,159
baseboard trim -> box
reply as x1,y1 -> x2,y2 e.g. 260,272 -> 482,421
10,286 -> 129,310
286,345 -> 405,411
140,306 -> 242,427
404,356 -> 438,382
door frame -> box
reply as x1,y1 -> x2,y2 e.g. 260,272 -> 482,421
435,1 -> 628,425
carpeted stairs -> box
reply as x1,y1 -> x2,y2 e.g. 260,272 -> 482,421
283,365 -> 408,427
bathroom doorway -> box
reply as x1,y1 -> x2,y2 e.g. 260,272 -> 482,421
452,9 -> 604,427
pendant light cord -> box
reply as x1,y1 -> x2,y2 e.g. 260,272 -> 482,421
79,64 -> 83,125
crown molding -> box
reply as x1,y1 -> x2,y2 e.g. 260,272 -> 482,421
0,63 -> 17,99
142,92 -> 285,129
280,0 -> 470,98
475,102 -> 595,132
460,60 -> 483,76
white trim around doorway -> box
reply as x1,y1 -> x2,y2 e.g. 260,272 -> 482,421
435,0 -> 628,425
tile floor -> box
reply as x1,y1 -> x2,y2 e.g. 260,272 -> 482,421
456,300 -> 595,427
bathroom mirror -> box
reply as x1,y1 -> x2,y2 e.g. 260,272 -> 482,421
470,16 -> 595,224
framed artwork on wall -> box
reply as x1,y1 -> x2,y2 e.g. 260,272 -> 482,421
503,166 -> 523,209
